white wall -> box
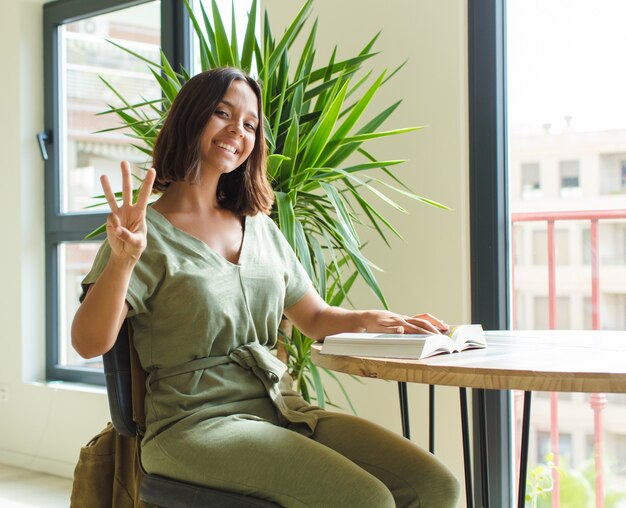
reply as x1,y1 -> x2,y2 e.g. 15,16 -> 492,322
0,0 -> 471,499
0,0 -> 113,478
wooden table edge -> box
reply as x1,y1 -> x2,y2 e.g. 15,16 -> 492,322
311,344 -> 626,393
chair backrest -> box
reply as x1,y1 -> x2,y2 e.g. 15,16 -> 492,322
102,321 -> 137,437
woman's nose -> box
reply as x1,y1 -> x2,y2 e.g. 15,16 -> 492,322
228,120 -> 244,136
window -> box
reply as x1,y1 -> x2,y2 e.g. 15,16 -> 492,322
43,0 -> 187,384
521,162 -> 541,198
559,160 -> 580,196
473,0 -> 626,502
599,154 -> 626,194
533,296 -> 571,329
532,228 -> 569,265
606,433 -> 626,470
537,431 -> 573,465
506,0 -> 626,504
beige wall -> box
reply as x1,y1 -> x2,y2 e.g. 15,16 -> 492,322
0,0 -> 470,499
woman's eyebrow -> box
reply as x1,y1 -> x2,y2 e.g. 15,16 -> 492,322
219,99 -> 259,120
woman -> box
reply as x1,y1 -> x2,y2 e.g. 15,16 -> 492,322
72,67 -> 460,507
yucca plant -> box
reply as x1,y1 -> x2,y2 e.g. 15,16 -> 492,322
93,0 -> 445,410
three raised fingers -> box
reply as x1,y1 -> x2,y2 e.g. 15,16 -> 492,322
100,161 -> 155,213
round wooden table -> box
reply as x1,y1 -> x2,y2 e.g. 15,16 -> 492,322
312,330 -> 626,508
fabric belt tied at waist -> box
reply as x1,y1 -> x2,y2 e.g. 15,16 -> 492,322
146,342 -> 317,436
147,355 -> 231,385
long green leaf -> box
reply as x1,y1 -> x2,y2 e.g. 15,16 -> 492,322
240,0 -> 257,71
280,112 -> 299,185
267,153 -> 290,181
299,81 -> 349,172
339,126 -> 423,144
230,2 -> 240,67
199,1 -> 219,66
308,363 -> 325,409
309,235 -> 326,298
323,369 -> 358,414
105,39 -> 161,69
262,0 -> 313,78
324,101 -> 402,168
274,191 -> 296,249
294,219 -> 314,282
326,71 -> 386,147
211,0 -> 236,66
319,183 -> 359,254
306,53 -> 378,83
184,0 -> 213,70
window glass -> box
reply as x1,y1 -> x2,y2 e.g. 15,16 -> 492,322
58,242 -> 102,369
46,0 -> 162,379
599,154 -> 626,194
558,160 -> 580,196
531,228 -> 569,265
60,3 -> 161,214
521,162 -> 541,198
533,296 -> 570,329
507,0 -> 626,500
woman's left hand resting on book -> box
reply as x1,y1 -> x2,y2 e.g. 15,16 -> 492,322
284,288 -> 449,341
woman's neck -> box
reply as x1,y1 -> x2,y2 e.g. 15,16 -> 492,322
153,177 -> 220,215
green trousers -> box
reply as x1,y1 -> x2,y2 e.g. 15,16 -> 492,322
143,409 -> 460,507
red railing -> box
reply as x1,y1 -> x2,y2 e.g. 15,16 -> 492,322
510,209 -> 626,508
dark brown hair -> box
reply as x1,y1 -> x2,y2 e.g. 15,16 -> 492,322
151,67 -> 273,215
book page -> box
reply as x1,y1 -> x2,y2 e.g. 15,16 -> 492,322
448,324 -> 486,351
420,335 -> 455,359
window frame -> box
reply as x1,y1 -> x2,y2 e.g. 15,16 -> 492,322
468,0 -> 513,505
42,0 -> 189,384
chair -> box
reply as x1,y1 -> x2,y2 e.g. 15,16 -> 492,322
103,320 -> 281,508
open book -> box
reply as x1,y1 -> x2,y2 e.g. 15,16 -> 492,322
320,324 -> 486,360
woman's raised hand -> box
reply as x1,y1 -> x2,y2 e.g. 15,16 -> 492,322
101,161 -> 156,262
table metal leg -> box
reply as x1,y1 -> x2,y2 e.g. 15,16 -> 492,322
429,384 -> 435,454
459,388 -> 474,508
478,389 -> 490,508
397,382 -> 411,439
517,391 -> 532,508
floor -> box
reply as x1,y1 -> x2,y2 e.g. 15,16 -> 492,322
0,463 -> 72,507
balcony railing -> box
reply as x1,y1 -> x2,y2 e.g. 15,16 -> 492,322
510,209 -> 626,508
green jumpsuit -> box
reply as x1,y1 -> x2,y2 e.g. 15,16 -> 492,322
82,207 -> 459,507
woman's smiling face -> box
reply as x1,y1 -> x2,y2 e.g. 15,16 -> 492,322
199,79 -> 259,176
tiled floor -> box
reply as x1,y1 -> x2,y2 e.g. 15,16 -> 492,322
0,463 -> 72,507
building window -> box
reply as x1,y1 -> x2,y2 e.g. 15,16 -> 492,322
534,296 -> 571,329
559,160 -> 580,197
606,432 -> 626,471
532,228 -> 570,265
599,154 -> 626,194
43,0 -> 185,384
521,162 -> 541,198
537,431 -> 573,465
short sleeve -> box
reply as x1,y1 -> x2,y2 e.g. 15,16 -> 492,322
261,215 -> 313,309
79,237 -> 161,317
283,243 -> 313,308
